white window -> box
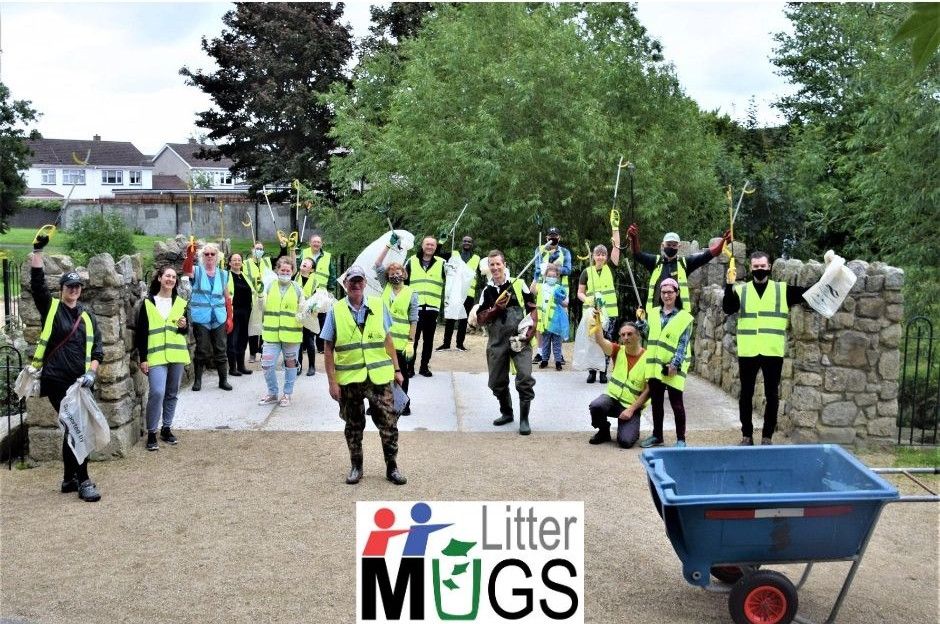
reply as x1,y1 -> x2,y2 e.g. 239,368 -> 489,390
62,169 -> 85,185
129,170 -> 142,185
213,171 -> 233,186
41,169 -> 56,185
102,170 -> 123,185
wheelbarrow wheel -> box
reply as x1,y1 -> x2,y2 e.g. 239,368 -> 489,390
728,570 -> 798,624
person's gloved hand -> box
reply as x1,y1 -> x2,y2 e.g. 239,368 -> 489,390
626,223 -> 640,255
509,335 -> 524,352
33,234 -> 50,251
588,308 -> 601,335
182,240 -> 197,275
78,370 -> 96,388
406,339 -> 415,361
583,295 -> 595,308
553,288 -> 567,304
388,232 -> 400,248
709,229 -> 732,257
726,265 -> 737,285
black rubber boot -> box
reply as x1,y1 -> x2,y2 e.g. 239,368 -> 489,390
237,354 -> 252,375
386,461 -> 407,485
586,369 -> 597,384
217,364 -> 233,391
518,401 -> 531,436
493,391 -> 513,426
228,354 -> 242,377
346,461 -> 363,484
192,363 -> 203,391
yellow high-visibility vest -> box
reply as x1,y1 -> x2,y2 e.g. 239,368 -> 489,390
464,253 -> 481,299
646,306 -> 694,392
382,284 -> 414,351
586,264 -> 619,319
31,299 -> 93,370
606,348 -> 651,409
144,297 -> 191,366
647,259 -> 690,312
735,281 -> 790,357
408,256 -> 444,308
302,249 -> 332,289
262,281 -> 303,344
244,256 -> 272,292
294,273 -> 317,299
333,296 -> 394,386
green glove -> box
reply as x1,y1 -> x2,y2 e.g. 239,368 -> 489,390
388,232 -> 400,247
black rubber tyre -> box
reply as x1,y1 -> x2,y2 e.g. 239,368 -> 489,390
728,570 -> 798,624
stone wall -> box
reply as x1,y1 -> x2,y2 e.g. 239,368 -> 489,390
21,252 -> 148,461
688,243 -> 903,446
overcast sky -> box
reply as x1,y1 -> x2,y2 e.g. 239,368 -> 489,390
1,2 -> 794,156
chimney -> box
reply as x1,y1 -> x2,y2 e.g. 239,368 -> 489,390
93,134 -> 101,141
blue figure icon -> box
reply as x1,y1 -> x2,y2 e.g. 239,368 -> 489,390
402,502 -> 452,556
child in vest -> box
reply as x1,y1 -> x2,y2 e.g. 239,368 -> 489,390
536,264 -> 569,370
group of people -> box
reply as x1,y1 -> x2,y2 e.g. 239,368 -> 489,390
29,214 -> 814,499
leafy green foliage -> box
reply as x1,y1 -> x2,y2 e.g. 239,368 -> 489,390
891,2 -> 940,76
15,199 -> 60,213
181,3 -> 353,196
0,83 -> 40,234
65,213 -> 136,265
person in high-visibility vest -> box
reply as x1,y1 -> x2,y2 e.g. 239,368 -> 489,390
437,234 -> 481,352
639,278 -> 694,448
225,252 -> 255,377
577,236 -> 621,384
378,261 -> 418,415
135,266 -> 191,452
626,224 -> 730,313
587,315 -> 650,448
294,257 -> 318,376
257,257 -> 304,407
244,240 -> 272,363
533,263 -> 569,370
29,234 -> 104,502
406,236 -> 445,377
475,250 -> 538,435
321,265 -> 407,485
531,226 -> 572,365
724,251 -> 809,445
300,233 -> 336,354
182,242 -> 232,392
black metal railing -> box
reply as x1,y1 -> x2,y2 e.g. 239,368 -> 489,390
898,316 -> 939,445
2,258 -> 22,333
0,344 -> 26,469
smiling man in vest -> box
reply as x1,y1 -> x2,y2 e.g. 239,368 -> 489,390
406,236 -> 445,377
724,251 -> 809,445
436,234 -> 480,352
322,266 -> 407,485
627,224 -> 730,312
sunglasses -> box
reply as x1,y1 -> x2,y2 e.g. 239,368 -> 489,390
204,252 -> 217,257
348,277 -> 365,283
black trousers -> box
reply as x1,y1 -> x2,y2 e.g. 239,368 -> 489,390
227,307 -> 250,362
248,335 -> 263,357
298,327 -> 317,371
649,378 -> 686,442
315,312 -> 327,352
413,308 -> 439,370
44,379 -> 89,483
193,323 -> 228,367
441,297 -> 474,349
738,355 -> 783,439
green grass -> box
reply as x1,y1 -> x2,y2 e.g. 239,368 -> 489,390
894,446 -> 940,468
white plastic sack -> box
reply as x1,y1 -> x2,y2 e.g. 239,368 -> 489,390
343,230 -> 415,299
443,255 -> 473,320
58,382 -> 110,464
14,366 -> 41,401
802,250 -> 858,319
248,295 -> 264,336
295,295 -> 322,333
572,310 -> 608,371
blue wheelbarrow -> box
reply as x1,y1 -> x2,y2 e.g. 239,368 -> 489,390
641,444 -> 938,624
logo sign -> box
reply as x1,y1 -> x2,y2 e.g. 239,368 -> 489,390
356,501 -> 584,623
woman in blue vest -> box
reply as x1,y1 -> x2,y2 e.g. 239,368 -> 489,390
30,234 -> 104,502
182,242 -> 232,392
135,266 -> 191,451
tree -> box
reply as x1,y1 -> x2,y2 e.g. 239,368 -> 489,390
0,83 -> 40,234
180,3 -> 353,199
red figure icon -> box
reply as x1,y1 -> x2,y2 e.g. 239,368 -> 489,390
363,507 -> 411,556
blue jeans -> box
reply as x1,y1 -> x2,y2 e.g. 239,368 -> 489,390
262,342 -> 300,396
539,331 -> 564,363
146,363 -> 184,432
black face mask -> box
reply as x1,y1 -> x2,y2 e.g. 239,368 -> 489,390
548,237 -> 559,246
663,247 -> 678,259
752,269 -> 771,281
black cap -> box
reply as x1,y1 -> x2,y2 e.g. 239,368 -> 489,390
59,272 -> 83,287
547,227 -> 560,236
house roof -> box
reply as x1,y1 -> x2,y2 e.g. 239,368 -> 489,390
161,142 -> 235,169
26,138 -> 151,167
151,175 -> 188,190
24,187 -> 64,198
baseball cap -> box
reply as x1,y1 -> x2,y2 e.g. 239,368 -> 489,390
547,227 -> 560,236
662,232 -> 681,243
59,272 -> 83,287
344,265 -> 367,281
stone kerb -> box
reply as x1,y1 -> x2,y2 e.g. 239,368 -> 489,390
688,246 -> 903,447
21,252 -> 148,461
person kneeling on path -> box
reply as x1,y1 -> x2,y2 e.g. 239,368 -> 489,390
639,277 -> 693,449
587,315 -> 650,448
476,250 -> 538,436
136,266 -> 190,451
257,258 -> 304,407
322,266 -> 407,485
30,234 -> 104,502
183,242 -> 232,392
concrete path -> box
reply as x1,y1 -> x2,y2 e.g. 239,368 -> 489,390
173,365 -> 741,438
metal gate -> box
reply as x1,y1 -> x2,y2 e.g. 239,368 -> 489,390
2,257 -> 22,332
0,344 -> 26,468
898,316 -> 939,445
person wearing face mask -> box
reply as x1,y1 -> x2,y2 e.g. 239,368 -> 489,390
531,226 -> 572,365
182,242 -> 232,392
578,238 -> 621,384
257,257 -> 304,407
436,235 -> 481,352
476,250 -> 538,435
321,266 -> 406,485
244,241 -> 272,364
406,236 -> 446,377
534,263 -> 569,370
626,225 -> 731,313
378,261 -> 418,414
586,318 -> 650,448
294,257 -> 318,376
226,253 -> 255,377
300,233 -> 337,354
723,251 -> 809,445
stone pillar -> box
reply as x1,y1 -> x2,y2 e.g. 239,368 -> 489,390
22,252 -> 147,461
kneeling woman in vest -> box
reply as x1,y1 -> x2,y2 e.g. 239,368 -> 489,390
639,277 -> 693,448
586,316 -> 650,448
258,258 -> 304,407
136,266 -> 191,451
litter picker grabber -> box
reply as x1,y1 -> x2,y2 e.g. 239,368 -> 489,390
242,210 -> 256,244
723,181 -> 755,282
32,149 -> 91,247
610,157 -> 644,320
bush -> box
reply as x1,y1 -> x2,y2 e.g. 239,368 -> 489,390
65,212 -> 136,264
